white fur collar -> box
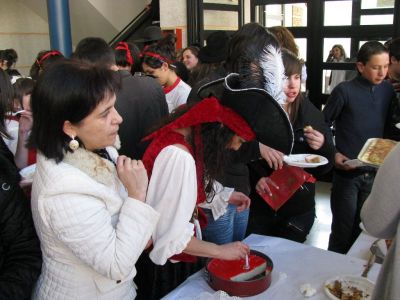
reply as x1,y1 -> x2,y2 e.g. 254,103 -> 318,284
63,148 -> 117,188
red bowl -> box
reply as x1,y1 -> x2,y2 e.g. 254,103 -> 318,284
205,250 -> 273,297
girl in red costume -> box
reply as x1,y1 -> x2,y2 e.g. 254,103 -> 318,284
135,73 -> 293,299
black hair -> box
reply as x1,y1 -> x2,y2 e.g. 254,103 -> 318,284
149,103 -> 235,200
0,69 -> 13,138
30,50 -> 65,81
389,37 -> 400,61
13,77 -> 35,109
72,37 -> 116,67
281,49 -> 303,124
201,123 -> 235,197
188,61 -> 225,86
28,60 -> 120,162
142,34 -> 176,69
182,46 -> 200,59
114,41 -> 142,73
357,41 -> 388,64
1,49 -> 18,69
226,22 -> 281,89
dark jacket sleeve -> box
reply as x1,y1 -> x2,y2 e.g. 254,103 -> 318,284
0,153 -> 42,299
322,83 -> 346,127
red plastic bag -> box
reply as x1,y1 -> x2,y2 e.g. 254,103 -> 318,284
257,165 -> 316,211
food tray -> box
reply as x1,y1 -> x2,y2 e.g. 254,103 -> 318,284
357,138 -> 397,168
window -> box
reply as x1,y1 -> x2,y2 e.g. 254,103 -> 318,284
262,3 -> 307,27
324,1 -> 352,26
361,0 -> 394,9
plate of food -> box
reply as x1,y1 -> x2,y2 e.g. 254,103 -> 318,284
357,138 -> 397,168
324,275 -> 374,300
283,154 -> 328,168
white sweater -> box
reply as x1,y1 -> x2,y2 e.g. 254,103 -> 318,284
31,149 -> 159,299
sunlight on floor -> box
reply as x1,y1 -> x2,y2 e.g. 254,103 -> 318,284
305,181 -> 332,250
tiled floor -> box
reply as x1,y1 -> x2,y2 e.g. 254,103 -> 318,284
304,181 -> 332,250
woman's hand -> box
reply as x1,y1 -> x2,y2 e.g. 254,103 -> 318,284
216,241 -> 250,260
228,191 -> 250,212
255,177 -> 279,197
117,156 -> 148,201
303,127 -> 324,150
259,143 -> 284,170
18,110 -> 33,135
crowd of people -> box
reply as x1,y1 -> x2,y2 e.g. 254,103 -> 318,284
0,24 -> 399,300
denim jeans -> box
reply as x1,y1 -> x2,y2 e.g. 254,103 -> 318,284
328,170 -> 375,254
202,204 -> 249,245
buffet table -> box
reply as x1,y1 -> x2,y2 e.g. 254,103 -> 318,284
162,234 -> 381,299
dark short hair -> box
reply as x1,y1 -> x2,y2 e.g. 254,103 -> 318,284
29,60 -> 120,162
72,37 -> 116,67
13,77 -> 35,108
114,41 -> 142,73
389,37 -> 400,61
142,34 -> 176,69
357,41 -> 388,64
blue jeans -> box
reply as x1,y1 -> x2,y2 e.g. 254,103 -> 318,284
328,170 -> 375,254
202,204 -> 249,245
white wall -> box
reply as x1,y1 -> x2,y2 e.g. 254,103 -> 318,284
0,0 -> 148,76
0,0 -> 49,76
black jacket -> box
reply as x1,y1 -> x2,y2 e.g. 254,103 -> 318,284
0,139 -> 42,299
249,97 -> 335,217
115,71 -> 169,159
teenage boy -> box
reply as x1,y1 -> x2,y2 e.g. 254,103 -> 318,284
323,41 -> 395,254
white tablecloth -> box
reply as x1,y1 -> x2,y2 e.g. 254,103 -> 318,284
347,231 -> 387,263
162,234 -> 381,300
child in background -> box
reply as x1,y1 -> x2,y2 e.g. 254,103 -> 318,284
142,34 -> 191,112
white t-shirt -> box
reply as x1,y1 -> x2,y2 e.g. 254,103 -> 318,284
164,78 -> 191,113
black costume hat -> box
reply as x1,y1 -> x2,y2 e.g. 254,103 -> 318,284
198,31 -> 230,63
198,73 -> 294,154
134,26 -> 163,43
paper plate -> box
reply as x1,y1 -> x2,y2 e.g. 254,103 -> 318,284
324,275 -> 374,300
283,154 -> 328,168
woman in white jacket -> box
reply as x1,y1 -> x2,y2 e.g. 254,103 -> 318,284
28,60 -> 159,299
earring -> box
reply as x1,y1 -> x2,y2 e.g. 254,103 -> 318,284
69,136 -> 79,150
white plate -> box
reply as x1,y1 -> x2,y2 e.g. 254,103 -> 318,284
324,275 -> 374,300
283,154 -> 328,168
396,123 -> 400,129
19,163 -> 36,180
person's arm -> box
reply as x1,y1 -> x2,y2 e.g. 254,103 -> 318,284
301,99 -> 335,175
184,237 -> 249,260
0,183 -> 42,299
14,111 -> 33,169
322,85 -> 346,128
199,180 -> 250,220
361,144 -> 400,239
146,146 -> 249,264
43,174 -> 159,281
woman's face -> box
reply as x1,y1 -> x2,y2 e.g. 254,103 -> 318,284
332,47 -> 342,60
69,93 -> 122,151
142,62 -> 169,86
182,50 -> 198,70
284,73 -> 301,104
228,134 -> 245,151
